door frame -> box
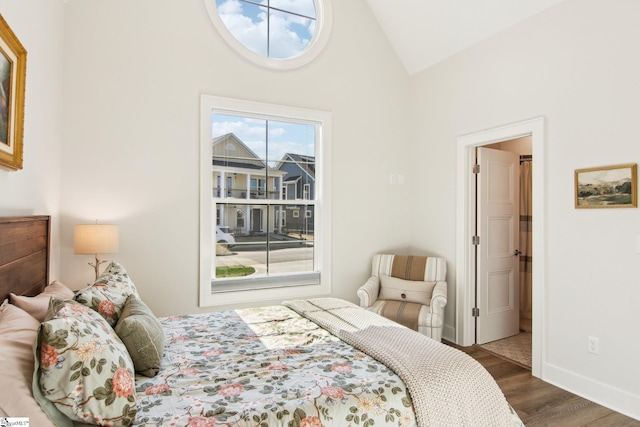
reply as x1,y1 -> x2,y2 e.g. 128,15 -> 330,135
455,117 -> 545,378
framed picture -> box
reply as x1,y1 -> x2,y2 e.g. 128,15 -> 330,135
0,15 -> 27,171
575,163 -> 637,208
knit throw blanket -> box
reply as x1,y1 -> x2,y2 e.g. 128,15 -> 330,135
283,298 -> 519,427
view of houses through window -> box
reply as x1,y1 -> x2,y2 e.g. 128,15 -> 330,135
211,113 -> 317,285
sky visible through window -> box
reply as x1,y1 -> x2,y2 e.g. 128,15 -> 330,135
216,0 -> 316,59
212,114 -> 315,166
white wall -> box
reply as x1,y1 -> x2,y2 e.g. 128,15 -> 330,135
59,1 -> 412,315
0,0 -> 65,279
409,0 -> 640,419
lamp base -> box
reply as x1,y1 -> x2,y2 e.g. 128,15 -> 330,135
88,254 -> 108,281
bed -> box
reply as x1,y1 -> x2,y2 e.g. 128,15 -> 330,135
0,216 -> 524,427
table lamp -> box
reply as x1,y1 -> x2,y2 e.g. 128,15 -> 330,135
74,222 -> 119,280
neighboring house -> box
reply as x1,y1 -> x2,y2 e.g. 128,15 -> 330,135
275,153 -> 315,235
211,133 -> 286,235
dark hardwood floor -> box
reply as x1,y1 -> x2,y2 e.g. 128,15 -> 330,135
450,343 -> 640,426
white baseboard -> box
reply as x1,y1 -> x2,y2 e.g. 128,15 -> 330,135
544,363 -> 640,421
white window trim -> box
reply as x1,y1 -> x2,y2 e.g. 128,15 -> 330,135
203,0 -> 333,71
199,94 -> 332,307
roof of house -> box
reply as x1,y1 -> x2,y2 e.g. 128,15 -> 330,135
277,153 -> 315,181
212,133 -> 282,174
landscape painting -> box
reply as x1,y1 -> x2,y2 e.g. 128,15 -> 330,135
575,163 -> 637,208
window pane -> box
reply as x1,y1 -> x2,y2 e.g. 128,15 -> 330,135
212,115 -> 316,203
212,113 -> 267,158
208,102 -> 322,293
214,203 -> 315,280
216,0 -> 268,57
266,120 -> 315,165
270,0 -> 316,19
268,9 -> 314,59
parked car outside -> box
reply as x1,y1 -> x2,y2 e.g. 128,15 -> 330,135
216,225 -> 235,247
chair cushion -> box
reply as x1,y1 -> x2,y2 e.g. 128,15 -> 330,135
368,300 -> 425,331
379,275 -> 436,305
372,254 -> 447,282
390,255 -> 429,280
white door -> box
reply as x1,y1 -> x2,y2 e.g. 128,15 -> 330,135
476,147 -> 520,344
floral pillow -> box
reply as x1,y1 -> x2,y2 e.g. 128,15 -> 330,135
74,261 -> 139,326
35,298 -> 137,426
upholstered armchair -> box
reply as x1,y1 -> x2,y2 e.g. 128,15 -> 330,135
357,254 -> 447,342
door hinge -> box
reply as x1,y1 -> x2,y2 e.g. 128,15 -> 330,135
472,164 -> 480,174
472,235 -> 480,245
472,307 -> 480,317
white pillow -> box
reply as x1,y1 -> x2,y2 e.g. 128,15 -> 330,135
378,275 -> 436,305
9,281 -> 75,322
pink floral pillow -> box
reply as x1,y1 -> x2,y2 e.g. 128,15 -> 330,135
74,261 -> 139,326
35,298 -> 137,426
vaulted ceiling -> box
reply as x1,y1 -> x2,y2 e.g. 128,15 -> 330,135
365,0 -> 568,75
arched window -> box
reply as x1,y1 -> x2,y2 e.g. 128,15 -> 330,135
205,0 -> 332,70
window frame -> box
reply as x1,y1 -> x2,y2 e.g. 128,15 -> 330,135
199,94 -> 332,307
204,0 -> 333,71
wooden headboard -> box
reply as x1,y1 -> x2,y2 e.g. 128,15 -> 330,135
0,215 -> 50,302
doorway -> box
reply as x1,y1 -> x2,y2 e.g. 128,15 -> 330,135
251,208 -> 262,233
455,117 -> 545,378
476,139 -> 533,368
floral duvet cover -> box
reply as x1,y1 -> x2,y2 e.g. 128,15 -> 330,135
133,305 -> 417,427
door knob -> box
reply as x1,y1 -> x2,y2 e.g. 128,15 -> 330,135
513,250 -> 521,256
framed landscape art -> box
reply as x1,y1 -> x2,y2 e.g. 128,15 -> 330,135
0,14 -> 26,171
575,163 -> 637,208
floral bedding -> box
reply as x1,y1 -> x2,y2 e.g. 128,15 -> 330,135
132,305 -> 417,427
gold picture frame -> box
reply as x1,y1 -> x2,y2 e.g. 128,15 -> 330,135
0,14 -> 26,171
575,163 -> 637,208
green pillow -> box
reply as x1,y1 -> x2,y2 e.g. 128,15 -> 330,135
115,295 -> 164,377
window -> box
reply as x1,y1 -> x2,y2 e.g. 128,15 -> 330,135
236,208 -> 245,228
204,0 -> 333,70
226,176 -> 233,197
200,95 -> 332,306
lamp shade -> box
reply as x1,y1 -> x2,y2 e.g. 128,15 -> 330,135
74,224 -> 119,255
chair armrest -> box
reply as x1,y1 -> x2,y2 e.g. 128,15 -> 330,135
430,281 -> 448,315
357,276 -> 380,308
